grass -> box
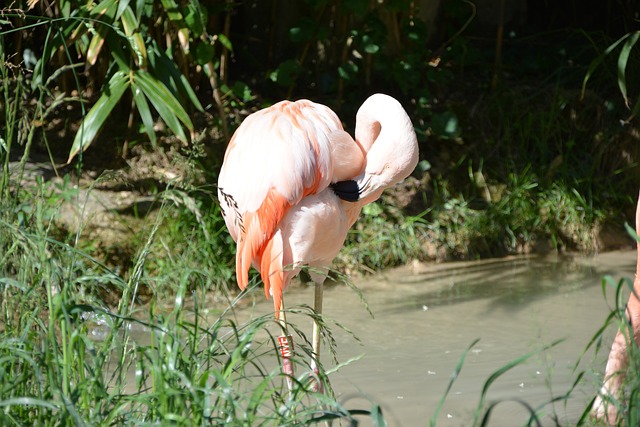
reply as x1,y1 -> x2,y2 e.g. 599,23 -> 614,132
0,189 -> 390,426
2,200 -> 635,427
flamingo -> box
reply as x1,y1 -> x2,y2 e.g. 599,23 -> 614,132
592,191 -> 640,425
217,93 -> 419,391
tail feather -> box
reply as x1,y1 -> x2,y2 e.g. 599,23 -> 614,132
260,232 -> 285,314
235,190 -> 290,290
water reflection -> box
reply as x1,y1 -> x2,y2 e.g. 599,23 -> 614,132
394,256 -> 598,309
272,250 -> 636,426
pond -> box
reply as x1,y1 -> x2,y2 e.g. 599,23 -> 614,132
247,250 -> 636,426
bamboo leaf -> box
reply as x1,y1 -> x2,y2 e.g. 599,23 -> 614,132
120,4 -> 147,68
87,25 -> 108,66
114,0 -> 132,20
131,81 -> 157,147
89,0 -> 119,19
628,96 -> 640,122
617,31 -> 640,108
133,70 -> 192,142
159,0 -> 190,53
581,33 -> 629,99
148,43 -> 204,112
159,0 -> 183,22
218,33 -> 233,52
68,71 -> 130,163
184,0 -> 206,37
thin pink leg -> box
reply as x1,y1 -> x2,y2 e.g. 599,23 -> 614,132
277,302 -> 295,394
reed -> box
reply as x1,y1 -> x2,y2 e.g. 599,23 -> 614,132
0,191 -> 389,425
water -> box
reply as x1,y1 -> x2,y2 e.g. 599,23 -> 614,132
254,251 -> 636,426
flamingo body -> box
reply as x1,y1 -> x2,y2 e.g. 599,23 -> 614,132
218,99 -> 366,313
218,93 -> 418,319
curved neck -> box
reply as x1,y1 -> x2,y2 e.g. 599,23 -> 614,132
354,94 -> 418,186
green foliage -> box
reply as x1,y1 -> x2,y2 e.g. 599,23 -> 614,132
0,182 -> 384,426
146,189 -> 236,297
2,1 -> 219,162
582,30 -> 640,122
267,0 -> 454,103
338,200 -> 427,272
426,167 -> 606,259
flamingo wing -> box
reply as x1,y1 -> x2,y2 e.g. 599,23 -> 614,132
218,100 -> 354,301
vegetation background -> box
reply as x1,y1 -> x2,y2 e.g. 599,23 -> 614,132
1,0 -> 640,425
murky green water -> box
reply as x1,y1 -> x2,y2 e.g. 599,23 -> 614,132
259,251 -> 636,426
107,250 -> 634,426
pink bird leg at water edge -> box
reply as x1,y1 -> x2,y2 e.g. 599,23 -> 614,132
217,94 -> 419,392
592,191 -> 640,425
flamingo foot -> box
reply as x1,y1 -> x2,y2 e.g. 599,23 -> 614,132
308,367 -> 324,393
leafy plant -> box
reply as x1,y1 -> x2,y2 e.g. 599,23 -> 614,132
1,1 -> 231,162
582,30 -> 640,122
0,181 -> 385,426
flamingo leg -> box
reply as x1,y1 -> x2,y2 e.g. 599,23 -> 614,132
310,280 -> 324,392
276,301 -> 295,394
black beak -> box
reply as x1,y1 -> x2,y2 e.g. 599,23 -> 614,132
331,180 -> 360,202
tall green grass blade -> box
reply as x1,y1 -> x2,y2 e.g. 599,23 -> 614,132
0,397 -> 60,411
473,339 -> 564,425
430,338 -> 481,427
89,0 -> 119,18
480,398 -> 541,427
114,0 -> 133,21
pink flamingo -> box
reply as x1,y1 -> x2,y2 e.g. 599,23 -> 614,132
593,192 -> 640,424
217,93 -> 419,390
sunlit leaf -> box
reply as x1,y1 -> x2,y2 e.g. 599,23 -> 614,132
581,33 -> 629,100
269,59 -> 302,86
120,5 -> 147,68
184,0 -> 206,37
87,25 -> 108,66
68,70 -> 130,163
617,31 -> 640,108
159,0 -> 190,53
362,35 -> 379,54
89,0 -> 119,19
114,0 -> 132,20
134,70 -> 192,142
159,0 -> 183,22
217,33 -> 233,52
